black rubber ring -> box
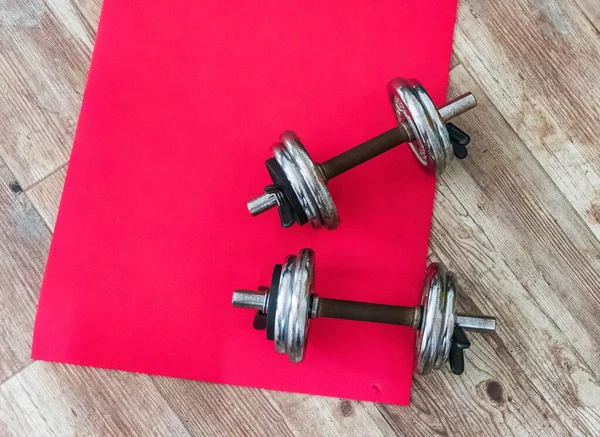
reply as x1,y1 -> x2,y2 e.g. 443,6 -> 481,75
266,264 -> 283,341
266,158 -> 308,225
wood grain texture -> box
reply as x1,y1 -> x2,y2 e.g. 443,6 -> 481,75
71,0 -> 102,29
27,165 -> 66,231
152,378 -> 298,437
153,377 -> 399,436
264,391 -> 397,436
1,0 -> 600,435
377,66 -> 600,437
0,0 -> 93,188
453,0 -> 600,240
0,362 -> 191,436
574,0 -> 600,31
0,165 -> 50,385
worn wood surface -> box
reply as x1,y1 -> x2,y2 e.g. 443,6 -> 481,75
1,0 -> 599,435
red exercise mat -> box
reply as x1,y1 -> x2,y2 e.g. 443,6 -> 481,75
32,0 -> 457,405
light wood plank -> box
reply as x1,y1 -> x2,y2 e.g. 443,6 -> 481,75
574,0 -> 600,32
0,165 -> 50,384
0,362 -> 191,437
154,377 -> 400,437
44,0 -> 95,50
0,0 -> 92,188
265,392 -> 398,437
453,0 -> 600,241
71,0 -> 102,30
449,50 -> 461,70
153,379 -> 297,437
27,165 -> 66,232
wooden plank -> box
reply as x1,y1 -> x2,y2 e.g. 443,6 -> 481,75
154,377 -> 399,437
453,0 -> 600,240
0,165 -> 50,384
265,392 -> 398,436
449,50 -> 461,70
574,0 -> 600,31
377,66 -> 600,436
0,0 -> 92,188
27,165 -> 66,232
153,379 -> 297,437
0,362 -> 191,436
72,0 -> 102,30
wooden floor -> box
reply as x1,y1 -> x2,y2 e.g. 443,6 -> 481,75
2,0 -> 600,435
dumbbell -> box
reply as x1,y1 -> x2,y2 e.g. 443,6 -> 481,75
232,249 -> 496,375
246,78 -> 476,230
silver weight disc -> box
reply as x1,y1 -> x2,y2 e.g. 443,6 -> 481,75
274,248 -> 315,363
273,131 -> 340,230
387,78 -> 453,176
415,262 -> 457,374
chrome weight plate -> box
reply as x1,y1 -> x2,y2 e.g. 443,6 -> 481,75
273,132 -> 340,230
274,248 -> 315,362
388,78 -> 453,176
415,262 -> 457,374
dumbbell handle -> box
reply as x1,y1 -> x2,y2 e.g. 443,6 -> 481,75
311,296 -> 420,328
247,93 -> 475,216
232,290 -> 496,332
319,93 -> 476,180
